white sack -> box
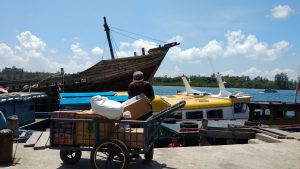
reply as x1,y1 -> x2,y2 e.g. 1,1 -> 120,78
91,96 -> 123,120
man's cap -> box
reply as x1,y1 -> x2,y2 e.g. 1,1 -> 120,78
133,71 -> 144,81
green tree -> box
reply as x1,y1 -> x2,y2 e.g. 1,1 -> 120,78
274,72 -> 289,89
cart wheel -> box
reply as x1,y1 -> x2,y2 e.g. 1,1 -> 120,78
60,150 -> 82,165
144,144 -> 154,162
90,139 -> 129,169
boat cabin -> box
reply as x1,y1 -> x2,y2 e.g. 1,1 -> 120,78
247,101 -> 300,125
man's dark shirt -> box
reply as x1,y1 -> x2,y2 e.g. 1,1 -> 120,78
128,81 -> 154,100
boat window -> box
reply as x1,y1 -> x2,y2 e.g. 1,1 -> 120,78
276,110 -> 295,119
286,111 -> 295,118
254,109 -> 262,115
253,108 -> 270,120
168,112 -> 182,119
186,111 -> 203,119
207,109 -> 223,119
81,78 -> 87,83
174,112 -> 182,119
264,109 -> 271,115
234,103 -> 248,113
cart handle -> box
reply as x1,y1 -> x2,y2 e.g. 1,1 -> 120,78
147,100 -> 186,122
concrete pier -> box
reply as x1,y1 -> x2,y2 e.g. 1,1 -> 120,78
3,139 -> 300,169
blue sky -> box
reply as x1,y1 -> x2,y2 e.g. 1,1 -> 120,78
0,0 -> 299,80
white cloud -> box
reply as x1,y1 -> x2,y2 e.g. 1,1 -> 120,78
71,43 -> 90,60
0,32 -> 165,74
91,47 -> 103,56
113,39 -> 158,58
168,30 -> 289,62
0,31 -> 101,73
221,67 -> 296,80
220,69 -> 236,76
16,31 -> 46,51
49,49 -> 57,54
271,5 -> 294,19
0,31 -> 293,80
167,35 -> 184,43
201,40 -> 223,59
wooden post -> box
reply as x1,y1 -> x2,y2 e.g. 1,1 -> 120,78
103,16 -> 115,60
227,124 -> 236,144
199,119 -> 209,146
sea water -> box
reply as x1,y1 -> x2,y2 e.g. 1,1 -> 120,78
153,86 -> 300,103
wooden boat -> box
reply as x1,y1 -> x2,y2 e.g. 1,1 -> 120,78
0,17 -> 179,111
247,101 -> 300,126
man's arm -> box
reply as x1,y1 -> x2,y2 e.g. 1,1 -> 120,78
128,83 -> 134,99
147,83 -> 155,102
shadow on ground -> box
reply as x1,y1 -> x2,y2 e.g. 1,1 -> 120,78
56,158 -> 176,169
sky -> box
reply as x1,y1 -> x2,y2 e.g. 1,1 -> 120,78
0,0 -> 299,80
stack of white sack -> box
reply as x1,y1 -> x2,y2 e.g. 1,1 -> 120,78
91,96 -> 124,120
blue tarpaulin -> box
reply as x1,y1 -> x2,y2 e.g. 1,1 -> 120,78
60,91 -> 116,98
59,95 -> 128,109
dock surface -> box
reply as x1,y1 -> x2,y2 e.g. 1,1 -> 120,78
4,140 -> 300,169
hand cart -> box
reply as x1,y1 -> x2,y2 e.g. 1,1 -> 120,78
49,101 -> 185,169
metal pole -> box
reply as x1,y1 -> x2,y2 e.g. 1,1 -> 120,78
294,82 -> 297,103
61,68 -> 64,93
295,66 -> 300,103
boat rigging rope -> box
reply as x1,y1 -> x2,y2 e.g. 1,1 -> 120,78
110,25 -> 167,44
101,39 -> 107,60
110,33 -> 120,58
207,57 -> 216,76
111,29 -> 157,47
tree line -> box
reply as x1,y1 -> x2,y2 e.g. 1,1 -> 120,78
0,66 -> 55,81
0,66 -> 297,90
152,73 -> 297,90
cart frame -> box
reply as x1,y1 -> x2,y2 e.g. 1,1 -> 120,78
49,101 -> 185,169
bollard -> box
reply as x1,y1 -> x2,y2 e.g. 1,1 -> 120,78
0,129 -> 13,165
6,115 -> 19,138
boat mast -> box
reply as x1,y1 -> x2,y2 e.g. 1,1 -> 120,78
103,16 -> 115,60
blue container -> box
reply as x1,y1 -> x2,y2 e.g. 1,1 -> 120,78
14,100 -> 35,125
0,92 -> 46,126
0,102 -> 14,118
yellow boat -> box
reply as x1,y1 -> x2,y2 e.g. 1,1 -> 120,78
151,73 -> 252,132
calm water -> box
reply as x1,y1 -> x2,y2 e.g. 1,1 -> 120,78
153,86 -> 300,103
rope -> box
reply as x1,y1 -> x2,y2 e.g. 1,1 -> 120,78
101,40 -> 107,60
13,138 -> 19,161
110,26 -> 167,44
207,57 -> 216,75
110,29 -> 159,47
110,33 -> 119,58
